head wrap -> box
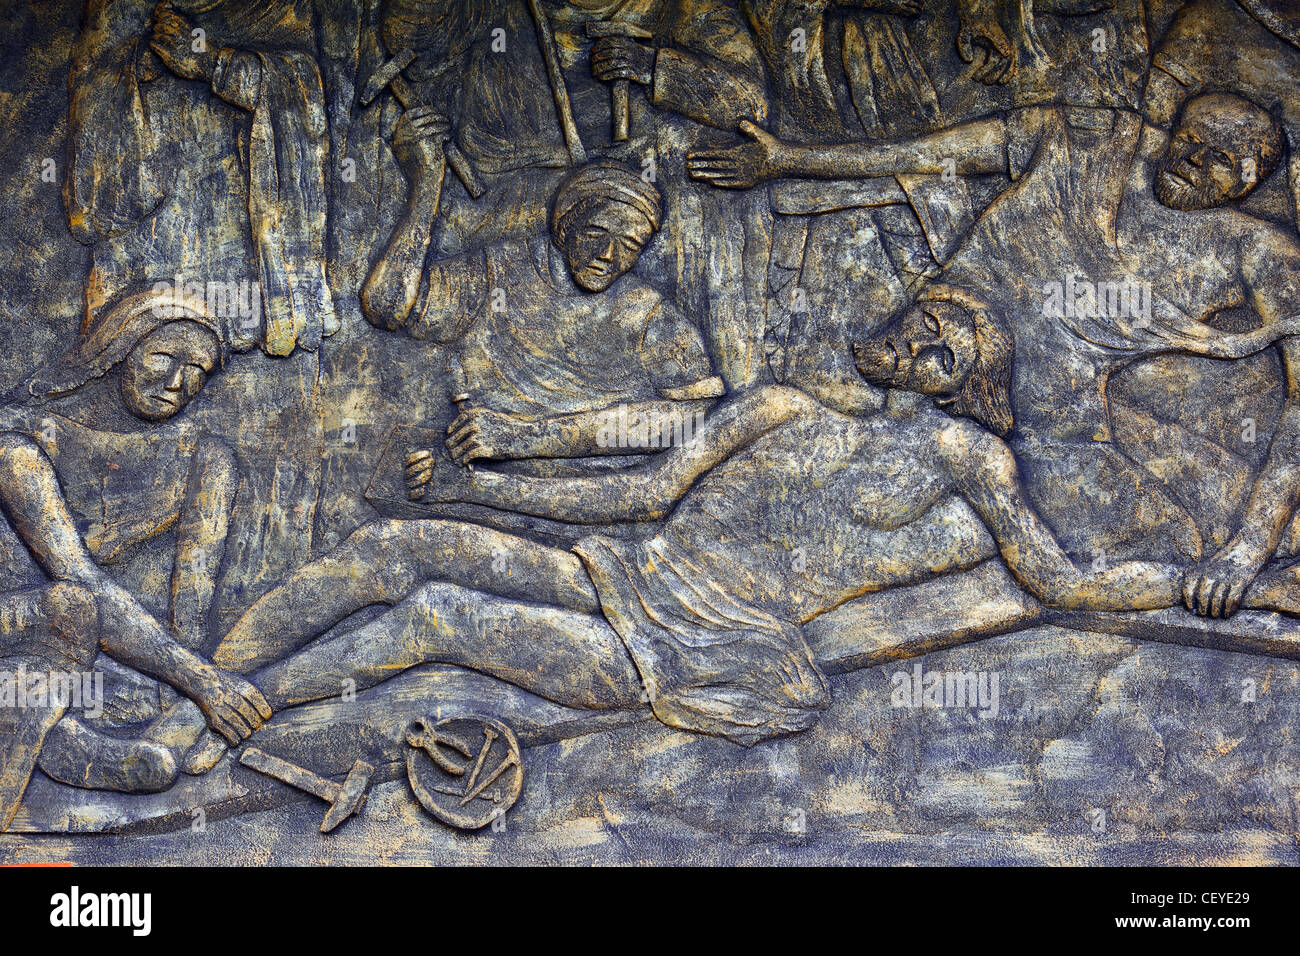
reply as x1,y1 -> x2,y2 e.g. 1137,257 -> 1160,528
23,289 -> 224,403
550,161 -> 663,238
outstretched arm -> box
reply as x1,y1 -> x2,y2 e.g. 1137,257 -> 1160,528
444,398 -> 720,465
410,386 -> 820,523
686,115 -> 1011,190
940,422 -> 1181,610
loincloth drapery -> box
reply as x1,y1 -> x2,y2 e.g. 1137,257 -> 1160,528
574,533 -> 830,746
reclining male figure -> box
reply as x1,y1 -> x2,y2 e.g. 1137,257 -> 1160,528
687,92 -> 1300,620
199,289 -> 1191,750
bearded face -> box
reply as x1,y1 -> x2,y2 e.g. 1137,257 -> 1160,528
854,301 -> 978,398
1155,98 -> 1267,211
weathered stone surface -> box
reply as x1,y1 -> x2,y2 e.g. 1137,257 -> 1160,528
4,627 -> 1298,864
3,0 -> 1300,866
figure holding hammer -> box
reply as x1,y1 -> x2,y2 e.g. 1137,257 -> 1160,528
588,20 -> 655,143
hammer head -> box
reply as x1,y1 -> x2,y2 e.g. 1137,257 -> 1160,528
586,20 -> 652,40
360,47 -> 417,106
320,759 -> 374,833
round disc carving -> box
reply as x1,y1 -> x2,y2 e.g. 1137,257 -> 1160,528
405,714 -> 524,830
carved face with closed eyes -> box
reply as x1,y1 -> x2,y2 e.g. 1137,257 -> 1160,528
118,320 -> 220,422
855,290 -> 1016,437
557,200 -> 655,293
854,300 -> 979,398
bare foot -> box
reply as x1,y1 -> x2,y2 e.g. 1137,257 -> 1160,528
181,730 -> 229,775
37,716 -> 178,793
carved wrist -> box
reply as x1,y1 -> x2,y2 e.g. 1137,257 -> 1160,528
514,419 -> 551,457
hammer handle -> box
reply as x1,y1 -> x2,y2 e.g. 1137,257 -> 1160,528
241,747 -> 336,801
613,80 -> 630,142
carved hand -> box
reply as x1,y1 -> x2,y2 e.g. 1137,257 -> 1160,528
148,4 -> 217,81
191,666 -> 272,745
957,12 -> 1014,85
391,106 -> 449,184
403,446 -> 478,502
590,36 -> 654,86
687,121 -> 792,190
445,406 -> 535,465
1182,537 -> 1271,618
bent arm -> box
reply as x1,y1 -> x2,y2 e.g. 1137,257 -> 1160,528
1232,341 -> 1300,551
170,437 -> 239,652
945,426 -> 1180,610
464,386 -> 818,522
1168,233 -> 1300,362
361,173 -> 445,332
1207,237 -> 1300,556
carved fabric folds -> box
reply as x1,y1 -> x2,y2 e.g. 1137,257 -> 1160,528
574,533 -> 830,746
63,0 -> 336,356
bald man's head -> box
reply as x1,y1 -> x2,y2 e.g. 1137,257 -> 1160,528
1155,93 -> 1285,210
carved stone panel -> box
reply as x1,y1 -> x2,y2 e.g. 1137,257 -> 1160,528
1,0 -> 1299,865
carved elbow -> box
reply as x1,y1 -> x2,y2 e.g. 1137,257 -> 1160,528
359,281 -> 400,332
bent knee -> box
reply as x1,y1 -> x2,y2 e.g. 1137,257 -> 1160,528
344,518 -> 426,553
0,431 -> 45,473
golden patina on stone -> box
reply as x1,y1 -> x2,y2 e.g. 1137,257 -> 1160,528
0,0 -> 1299,865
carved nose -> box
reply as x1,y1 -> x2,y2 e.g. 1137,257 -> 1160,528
165,367 -> 185,392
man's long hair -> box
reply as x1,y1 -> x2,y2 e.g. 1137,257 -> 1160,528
919,284 -> 1016,438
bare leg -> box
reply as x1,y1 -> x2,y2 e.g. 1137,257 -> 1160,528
251,580 -> 641,712
0,432 -> 269,746
455,385 -> 821,523
175,524 -> 616,775
213,519 -> 600,672
37,717 -> 177,794
0,583 -> 99,831
170,436 -> 239,655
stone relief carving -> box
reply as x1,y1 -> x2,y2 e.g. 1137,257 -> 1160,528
0,0 -> 1299,864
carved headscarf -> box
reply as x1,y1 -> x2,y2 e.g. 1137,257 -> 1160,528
23,289 -> 224,403
550,161 -> 663,239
